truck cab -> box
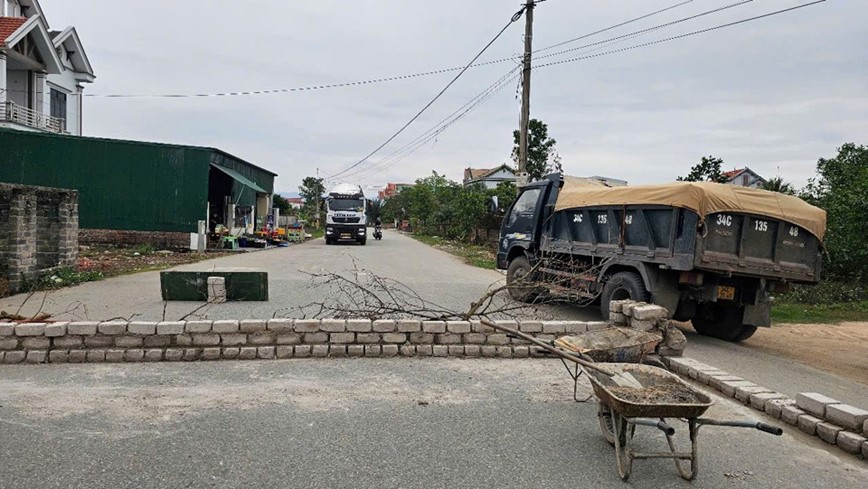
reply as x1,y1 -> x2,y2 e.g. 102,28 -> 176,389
325,183 -> 367,245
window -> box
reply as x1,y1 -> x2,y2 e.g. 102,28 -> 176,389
50,89 -> 67,121
328,199 -> 364,212
506,188 -> 541,228
742,174 -> 749,186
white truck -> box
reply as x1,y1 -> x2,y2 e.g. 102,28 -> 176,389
325,183 -> 367,245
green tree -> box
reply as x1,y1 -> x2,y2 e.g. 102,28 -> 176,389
512,119 -> 562,182
272,194 -> 291,214
677,156 -> 728,183
760,177 -> 795,195
366,198 -> 383,223
801,143 -> 868,283
298,176 -> 325,227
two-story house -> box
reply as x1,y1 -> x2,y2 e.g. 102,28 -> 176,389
0,0 -> 94,135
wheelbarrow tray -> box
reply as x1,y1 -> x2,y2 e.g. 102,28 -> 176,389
553,327 -> 662,363
588,363 -> 713,419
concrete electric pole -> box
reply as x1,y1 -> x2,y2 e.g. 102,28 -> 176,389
517,0 -> 539,194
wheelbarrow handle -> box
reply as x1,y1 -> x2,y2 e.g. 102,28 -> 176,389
756,422 -> 783,436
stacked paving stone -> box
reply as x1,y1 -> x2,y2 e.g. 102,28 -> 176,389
0,318 -> 611,364
609,300 -> 686,357
666,357 -> 868,460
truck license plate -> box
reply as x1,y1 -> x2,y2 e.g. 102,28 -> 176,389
717,285 -> 736,301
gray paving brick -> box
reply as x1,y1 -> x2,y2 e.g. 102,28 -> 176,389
68,322 -> 98,336
816,422 -> 843,444
128,321 -> 157,335
98,321 -> 127,335
266,319 -> 294,333
156,321 -> 184,335
797,414 -> 822,435
796,392 -> 839,418
835,431 -> 866,454
825,404 -> 868,432
240,320 -> 267,333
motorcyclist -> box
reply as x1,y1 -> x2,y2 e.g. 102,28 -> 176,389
374,217 -> 383,239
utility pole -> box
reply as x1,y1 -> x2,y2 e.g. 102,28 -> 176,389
517,0 -> 537,195
315,168 -> 321,230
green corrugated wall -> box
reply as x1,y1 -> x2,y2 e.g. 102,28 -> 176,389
0,128 -> 212,232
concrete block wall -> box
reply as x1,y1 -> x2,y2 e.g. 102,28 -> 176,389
609,300 -> 684,357
0,184 -> 78,295
0,318 -> 614,364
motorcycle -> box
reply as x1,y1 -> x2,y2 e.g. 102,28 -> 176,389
373,225 -> 383,240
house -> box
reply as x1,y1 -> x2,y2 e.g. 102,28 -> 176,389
723,167 -> 766,188
0,0 -> 95,135
463,164 -> 516,189
378,182 -> 414,200
284,197 -> 303,209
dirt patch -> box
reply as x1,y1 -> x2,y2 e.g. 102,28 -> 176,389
78,245 -> 233,277
742,322 -> 868,385
607,384 -> 704,405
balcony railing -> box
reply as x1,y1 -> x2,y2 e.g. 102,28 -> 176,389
1,101 -> 67,134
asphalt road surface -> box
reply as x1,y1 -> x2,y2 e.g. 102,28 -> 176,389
0,358 -> 865,489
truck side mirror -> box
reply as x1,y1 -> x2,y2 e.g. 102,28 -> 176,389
489,196 -> 499,213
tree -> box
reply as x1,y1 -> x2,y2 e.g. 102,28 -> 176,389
677,156 -> 728,183
366,198 -> 383,223
272,194 -> 291,214
512,119 -> 562,182
760,177 -> 795,195
298,176 -> 326,227
801,143 -> 868,284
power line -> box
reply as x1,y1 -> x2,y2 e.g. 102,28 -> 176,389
324,6 -> 528,181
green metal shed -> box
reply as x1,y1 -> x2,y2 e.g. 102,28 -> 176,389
0,128 -> 276,233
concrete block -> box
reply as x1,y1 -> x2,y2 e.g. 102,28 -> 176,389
373,320 -> 397,333
164,349 -> 184,361
212,320 -> 240,333
464,345 -> 481,357
481,346 -> 498,357
156,321 -> 185,335
103,350 -> 123,363
330,332 -> 355,344
143,336 -> 170,348
622,302 -> 641,317
609,299 -> 632,313
294,345 -> 312,358
365,345 -> 381,357
248,332 -> 276,345
192,334 -> 221,346
586,321 -> 609,332
320,319 -> 346,333
864,441 -> 868,459
356,333 -> 381,344
48,350 -> 69,363
15,323 -> 46,336
397,320 -> 421,333
609,312 -> 627,326
145,349 -> 163,362
346,319 -> 372,332
797,414 -> 822,435
303,332 -> 328,344
835,431 -> 866,455
0,323 -> 14,336
98,321 -> 127,335
422,321 -> 447,333
410,333 -> 434,344
174,334 -> 193,347
765,398 -> 796,419
128,321 -> 157,335
518,321 -> 542,333
631,304 -> 668,321
276,333 -> 301,345
124,349 -> 145,362
266,319 -> 294,333
240,319 -> 267,333
825,404 -> 868,432
329,345 -> 347,357
381,333 -> 407,344
446,345 -> 464,356
416,345 -> 433,356
510,336 -> 531,345
257,347 -> 275,359
85,336 -> 114,348
238,347 -> 257,360
347,345 -> 364,357
735,385 -> 771,404
720,380 -> 757,398
630,319 -> 657,331
486,334 -> 509,346
293,319 -> 320,333
182,349 -> 200,361
44,322 -> 68,337
709,375 -> 744,392
492,320 -> 518,333
310,345 -> 329,357
114,336 -> 143,348
816,422 -> 843,444
26,350 -> 47,364
446,321 -> 471,333
464,333 -> 486,344
207,276 -> 226,303
276,346 -> 294,359
865,419 -> 868,438
0,338 -> 18,350
695,369 -> 727,385
22,337 -> 50,349
432,345 -> 448,357
541,322 -> 566,334
382,344 -> 399,357
796,392 -> 840,418
513,346 -> 530,358
496,347 -> 513,358
399,345 -> 416,357
781,405 -> 806,426
221,333 -> 247,347
201,348 -> 222,360
434,333 -> 461,345
185,320 -> 212,333
3,350 -> 24,364
472,320 -> 494,333
564,322 -> 589,334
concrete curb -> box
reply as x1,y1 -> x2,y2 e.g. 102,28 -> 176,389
664,357 -> 868,460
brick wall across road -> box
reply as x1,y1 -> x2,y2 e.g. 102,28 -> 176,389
0,319 -> 614,364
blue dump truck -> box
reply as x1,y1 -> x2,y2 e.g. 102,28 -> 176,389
497,174 -> 827,342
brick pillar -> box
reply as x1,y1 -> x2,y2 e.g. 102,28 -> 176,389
57,191 -> 79,268
7,190 -> 38,293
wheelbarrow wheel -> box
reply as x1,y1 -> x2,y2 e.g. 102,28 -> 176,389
612,411 -> 633,481
598,403 -> 633,447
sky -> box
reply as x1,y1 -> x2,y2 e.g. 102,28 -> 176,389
42,0 -> 867,194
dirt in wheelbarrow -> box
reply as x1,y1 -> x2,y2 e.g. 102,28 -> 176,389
608,384 -> 705,405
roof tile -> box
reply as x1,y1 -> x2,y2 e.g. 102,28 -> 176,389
0,16 -> 27,47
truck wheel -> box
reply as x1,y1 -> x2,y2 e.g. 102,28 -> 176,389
692,305 -> 753,342
600,272 -> 650,321
506,256 -> 540,303
359,237 -> 367,246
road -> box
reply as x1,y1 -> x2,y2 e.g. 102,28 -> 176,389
0,358 -> 865,489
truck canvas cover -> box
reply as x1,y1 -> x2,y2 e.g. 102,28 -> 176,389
554,179 -> 827,241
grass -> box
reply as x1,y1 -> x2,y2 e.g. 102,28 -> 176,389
771,300 -> 868,324
410,234 -> 497,270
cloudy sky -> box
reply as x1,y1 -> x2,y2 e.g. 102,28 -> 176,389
44,0 -> 866,193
